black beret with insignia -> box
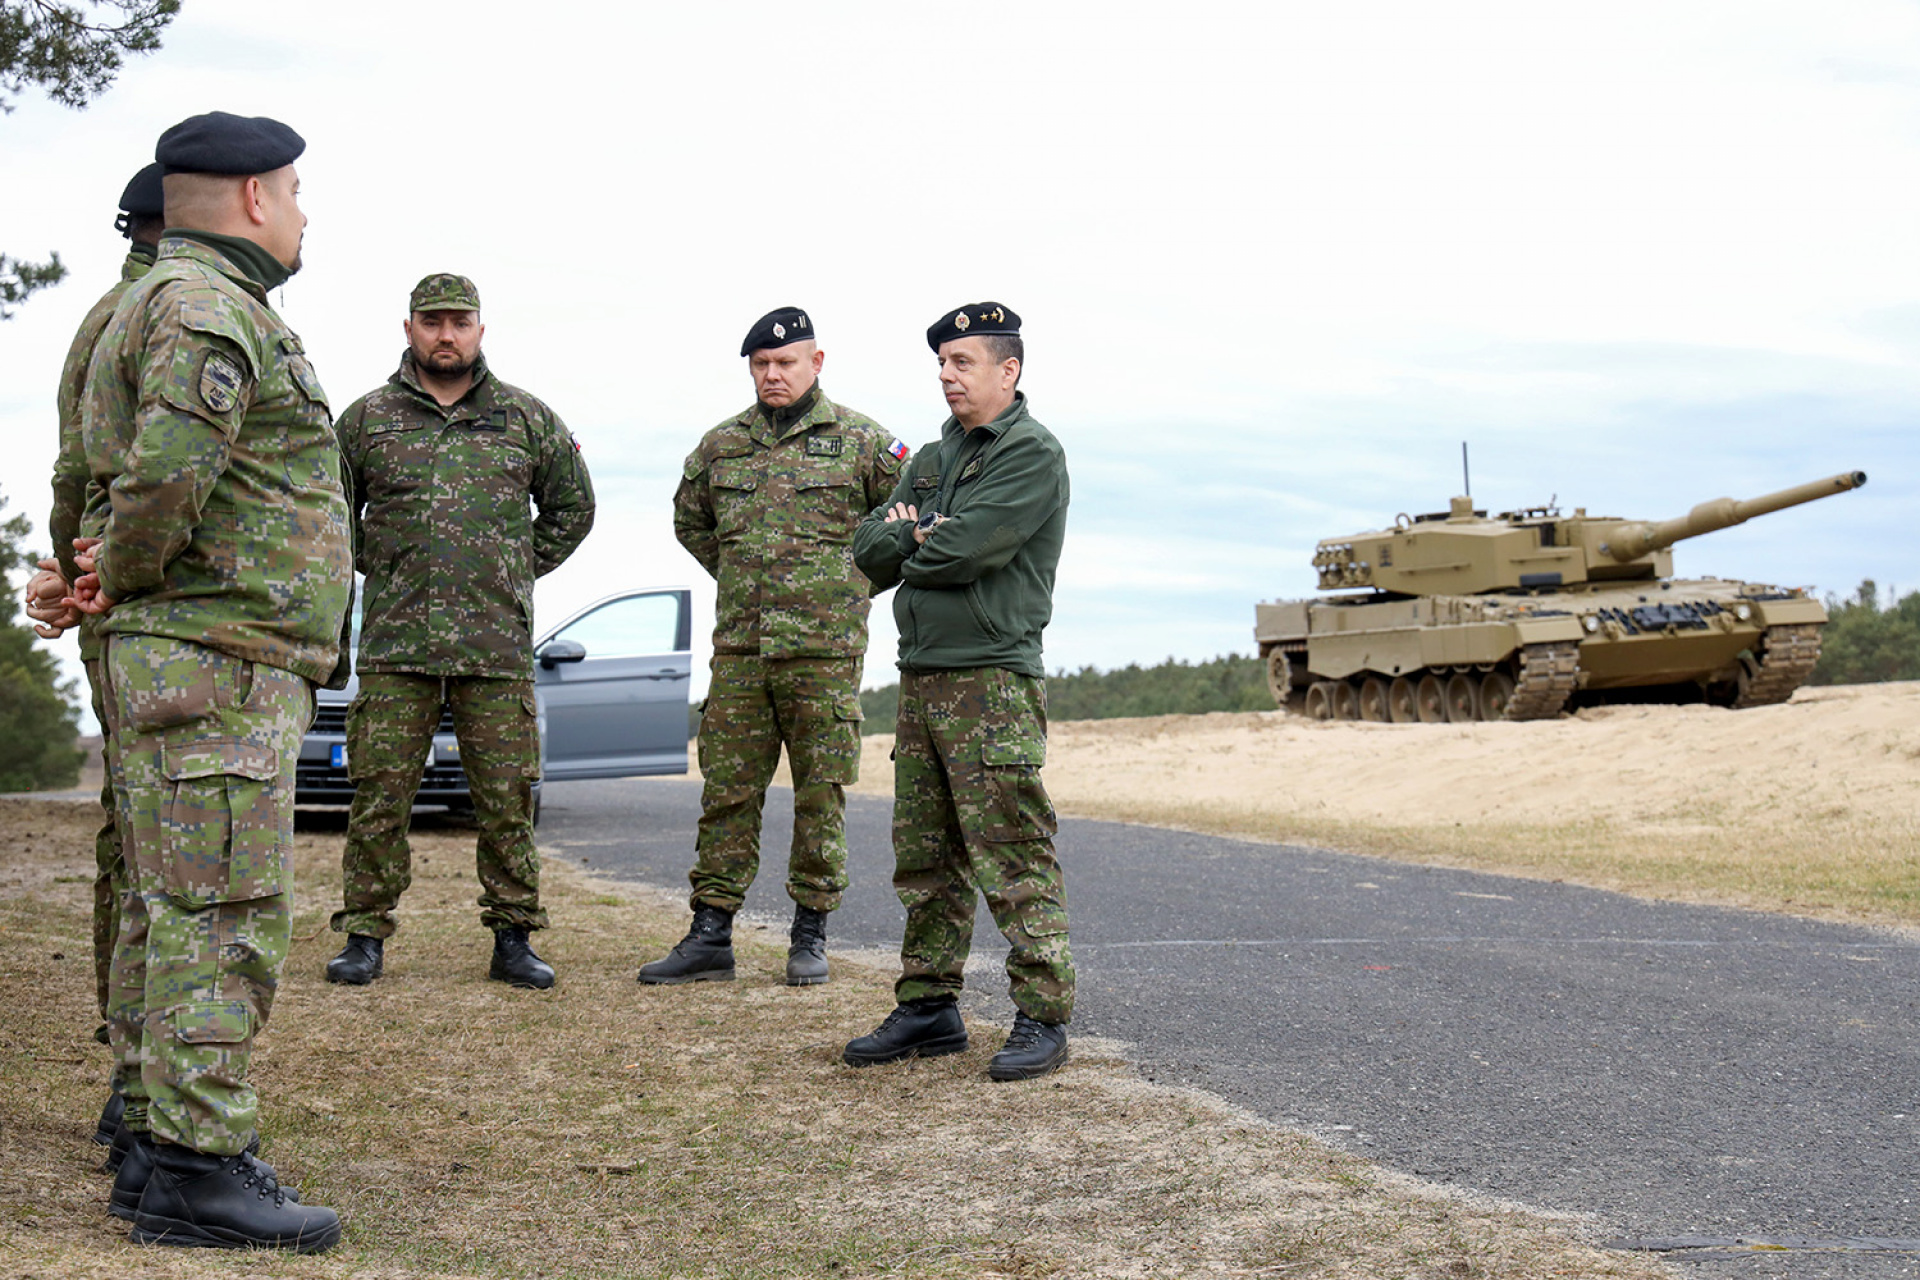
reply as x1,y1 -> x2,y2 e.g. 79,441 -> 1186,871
740,306 -> 814,357
155,111 -> 306,176
926,301 -> 1021,351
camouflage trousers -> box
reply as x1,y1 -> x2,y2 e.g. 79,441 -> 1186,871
691,654 -> 862,913
101,634 -> 313,1155
892,667 -> 1074,1024
332,672 -> 544,938
83,657 -> 126,1056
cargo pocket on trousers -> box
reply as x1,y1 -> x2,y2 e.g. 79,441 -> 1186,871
521,692 -> 543,779
168,999 -> 253,1048
161,739 -> 285,908
978,738 -> 1058,844
813,695 -> 864,785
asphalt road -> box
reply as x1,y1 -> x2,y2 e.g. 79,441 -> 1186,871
538,776 -> 1920,1279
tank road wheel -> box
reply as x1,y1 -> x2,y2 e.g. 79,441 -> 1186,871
1444,673 -> 1479,723
1414,673 -> 1448,723
1330,681 -> 1361,721
1303,682 -> 1337,720
1477,670 -> 1516,721
1388,677 -> 1419,723
1358,677 -> 1391,722
1729,624 -> 1823,709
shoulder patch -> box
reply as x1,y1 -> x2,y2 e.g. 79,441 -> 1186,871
887,439 -> 910,462
200,350 -> 245,414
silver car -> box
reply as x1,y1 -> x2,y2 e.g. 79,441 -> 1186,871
296,586 -> 693,819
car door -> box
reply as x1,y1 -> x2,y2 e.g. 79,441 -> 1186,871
534,587 -> 692,779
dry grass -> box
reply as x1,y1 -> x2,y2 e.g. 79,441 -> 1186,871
0,797 -> 1671,1279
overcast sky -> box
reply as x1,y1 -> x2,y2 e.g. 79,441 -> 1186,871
1,0 -> 1910,715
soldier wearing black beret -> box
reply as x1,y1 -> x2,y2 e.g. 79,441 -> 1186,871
645,307 -> 910,990
845,301 -> 1077,1082
22,158 -> 173,1178
64,111 -> 347,1252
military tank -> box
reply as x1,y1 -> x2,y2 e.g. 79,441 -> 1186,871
1254,470 -> 1866,722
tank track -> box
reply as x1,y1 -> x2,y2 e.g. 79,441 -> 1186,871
1730,623 -> 1822,709
1504,641 -> 1579,721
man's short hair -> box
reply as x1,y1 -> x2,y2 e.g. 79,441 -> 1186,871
983,334 -> 1023,368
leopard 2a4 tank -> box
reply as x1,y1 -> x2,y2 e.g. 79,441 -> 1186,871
1254,471 -> 1866,722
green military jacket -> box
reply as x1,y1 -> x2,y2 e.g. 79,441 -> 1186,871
82,237 -> 353,686
337,351 -> 595,679
50,247 -> 153,661
674,384 -> 906,659
853,394 -> 1068,678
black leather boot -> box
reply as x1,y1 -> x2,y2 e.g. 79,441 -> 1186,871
987,1011 -> 1069,1081
130,1141 -> 336,1252
637,904 -> 735,984
842,997 -> 969,1066
113,1134 -> 300,1220
489,926 -> 555,989
786,905 -> 830,986
93,1083 -> 125,1146
324,934 -> 383,985
102,1116 -> 136,1174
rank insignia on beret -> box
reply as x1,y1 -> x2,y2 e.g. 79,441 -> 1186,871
888,439 -> 910,461
200,351 -> 244,413
981,307 -> 1005,324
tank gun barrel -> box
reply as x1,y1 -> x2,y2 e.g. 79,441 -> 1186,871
1599,470 -> 1866,563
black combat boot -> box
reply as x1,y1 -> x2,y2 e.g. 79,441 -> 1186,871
130,1141 -> 336,1252
842,997 -> 969,1066
113,1133 -> 299,1220
489,926 -> 555,989
102,1115 -> 136,1174
93,1082 -> 125,1146
637,904 -> 735,984
786,904 -> 830,986
324,934 -> 383,985
987,1011 -> 1069,1081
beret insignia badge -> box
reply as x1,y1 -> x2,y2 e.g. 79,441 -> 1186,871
955,312 -> 970,332
773,323 -> 786,339
200,351 -> 244,414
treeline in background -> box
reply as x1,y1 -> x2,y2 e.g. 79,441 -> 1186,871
857,578 -> 1920,731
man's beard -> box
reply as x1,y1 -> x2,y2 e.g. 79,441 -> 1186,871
420,349 -> 476,379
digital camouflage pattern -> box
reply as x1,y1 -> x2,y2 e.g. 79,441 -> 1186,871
81,237 -> 353,685
675,386 -> 904,660
332,672 -> 545,938
83,657 -> 124,1037
337,352 -> 594,680
891,667 -> 1074,1023
691,654 -> 861,912
102,633 -> 312,1154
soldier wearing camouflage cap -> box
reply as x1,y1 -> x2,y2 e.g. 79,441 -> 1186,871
20,159 -> 168,1156
65,110 -> 348,1251
639,307 -> 908,988
324,272 -> 594,993
842,302 -> 1076,1082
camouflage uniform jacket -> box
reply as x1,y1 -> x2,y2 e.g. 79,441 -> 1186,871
674,384 -> 906,659
853,394 -> 1068,679
338,351 -> 595,679
49,247 -> 153,660
82,237 -> 353,686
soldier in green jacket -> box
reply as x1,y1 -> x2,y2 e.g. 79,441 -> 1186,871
23,161 -> 166,1152
67,110 -> 348,1252
842,302 -> 1075,1082
640,308 -> 907,987
324,273 -> 595,992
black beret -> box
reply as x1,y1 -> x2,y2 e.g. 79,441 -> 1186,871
155,111 -> 305,176
926,301 -> 1021,351
118,163 -> 165,216
740,306 -> 814,357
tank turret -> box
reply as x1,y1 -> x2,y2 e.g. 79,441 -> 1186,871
1313,471 -> 1866,596
1260,469 -> 1867,723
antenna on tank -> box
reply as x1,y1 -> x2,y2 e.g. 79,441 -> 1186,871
1461,442 -> 1471,498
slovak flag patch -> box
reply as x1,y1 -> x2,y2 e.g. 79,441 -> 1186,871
887,439 -> 910,461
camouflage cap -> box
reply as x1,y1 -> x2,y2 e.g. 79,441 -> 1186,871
410,272 -> 481,313
927,301 -> 1021,351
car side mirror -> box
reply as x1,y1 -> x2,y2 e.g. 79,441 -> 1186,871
538,638 -> 588,670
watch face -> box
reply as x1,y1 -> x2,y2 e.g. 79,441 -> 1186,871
916,511 -> 940,530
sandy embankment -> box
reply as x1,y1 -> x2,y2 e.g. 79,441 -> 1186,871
832,681 -> 1920,925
